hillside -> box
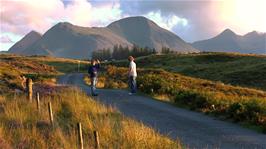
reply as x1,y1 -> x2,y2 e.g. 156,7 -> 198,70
107,16 -> 198,53
0,54 -> 181,148
21,22 -> 132,59
8,31 -> 42,54
94,65 -> 266,133
110,52 -> 266,91
8,17 -> 198,59
192,29 -> 266,54
0,54 -> 58,94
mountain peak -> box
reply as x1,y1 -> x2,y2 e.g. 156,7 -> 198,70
107,16 -> 156,28
8,30 -> 42,54
55,22 -> 73,27
220,28 -> 236,35
27,30 -> 42,37
9,16 -> 199,59
244,31 -> 259,37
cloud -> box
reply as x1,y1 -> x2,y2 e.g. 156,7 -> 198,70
119,1 -> 223,41
0,33 -> 22,51
120,0 -> 266,42
1,0 -> 265,51
145,11 -> 188,31
0,0 -> 122,35
0,0 -> 122,50
0,35 -> 13,43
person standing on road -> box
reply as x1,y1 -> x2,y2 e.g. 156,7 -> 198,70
88,59 -> 100,96
128,56 -> 137,95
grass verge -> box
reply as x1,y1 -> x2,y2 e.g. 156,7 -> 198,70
89,65 -> 266,133
0,86 -> 181,148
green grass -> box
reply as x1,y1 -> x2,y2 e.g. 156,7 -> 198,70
95,66 -> 266,133
0,54 -> 59,93
0,54 -> 182,148
108,52 -> 266,91
0,87 -> 181,148
43,61 -> 88,73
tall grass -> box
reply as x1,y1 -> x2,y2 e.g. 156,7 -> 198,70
107,52 -> 266,91
97,66 -> 266,132
0,87 -> 181,148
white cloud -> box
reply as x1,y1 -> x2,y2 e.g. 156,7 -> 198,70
0,33 -> 22,51
0,35 -> 13,43
0,0 -> 123,51
145,11 -> 188,31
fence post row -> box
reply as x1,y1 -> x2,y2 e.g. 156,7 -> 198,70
26,78 -> 101,149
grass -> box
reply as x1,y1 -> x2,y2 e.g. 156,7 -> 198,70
0,87 -> 181,148
0,54 -> 181,148
0,54 -> 89,93
0,54 -> 58,94
0,54 -> 89,74
108,52 -> 266,91
92,65 -> 266,133
26,55 -> 89,73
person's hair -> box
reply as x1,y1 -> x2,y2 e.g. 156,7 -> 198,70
128,56 -> 134,61
91,59 -> 96,64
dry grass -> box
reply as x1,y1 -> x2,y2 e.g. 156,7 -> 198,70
98,66 -> 266,132
0,87 -> 181,149
109,52 -> 266,91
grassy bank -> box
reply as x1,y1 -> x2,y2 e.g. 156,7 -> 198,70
0,87 -> 181,148
0,54 -> 58,94
0,54 -> 181,148
89,66 -> 266,133
109,52 -> 266,91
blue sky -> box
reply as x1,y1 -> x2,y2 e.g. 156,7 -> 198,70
1,0 -> 266,51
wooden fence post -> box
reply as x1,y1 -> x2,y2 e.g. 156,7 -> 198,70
26,78 -> 33,102
77,123 -> 84,149
48,102 -> 54,126
94,130 -> 100,149
36,92 -> 40,111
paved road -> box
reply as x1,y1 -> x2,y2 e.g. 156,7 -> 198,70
58,73 -> 266,149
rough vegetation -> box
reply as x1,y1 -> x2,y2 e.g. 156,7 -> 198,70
0,54 -> 58,94
110,52 -> 266,91
0,54 -> 181,148
0,87 -> 180,148
90,65 -> 266,132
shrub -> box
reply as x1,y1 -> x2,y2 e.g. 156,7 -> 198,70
174,91 -> 209,110
102,66 -> 266,132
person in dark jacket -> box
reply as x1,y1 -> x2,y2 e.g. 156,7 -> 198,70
88,59 -> 100,96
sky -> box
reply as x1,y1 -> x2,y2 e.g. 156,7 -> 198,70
1,0 -> 266,51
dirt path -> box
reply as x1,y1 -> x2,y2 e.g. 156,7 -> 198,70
58,73 -> 266,149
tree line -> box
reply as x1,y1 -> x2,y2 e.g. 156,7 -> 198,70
92,44 -> 176,60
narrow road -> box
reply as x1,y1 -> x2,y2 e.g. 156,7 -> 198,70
58,73 -> 266,149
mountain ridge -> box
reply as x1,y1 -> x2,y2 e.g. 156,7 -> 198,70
192,29 -> 266,54
8,30 -> 42,54
8,16 -> 199,59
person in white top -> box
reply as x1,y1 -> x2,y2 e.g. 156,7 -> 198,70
128,56 -> 137,95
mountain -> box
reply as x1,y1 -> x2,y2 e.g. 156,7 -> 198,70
8,16 -> 199,59
107,16 -> 198,53
8,31 -> 42,54
192,29 -> 266,54
20,22 -> 132,59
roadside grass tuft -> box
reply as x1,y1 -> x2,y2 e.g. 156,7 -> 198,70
0,87 -> 181,148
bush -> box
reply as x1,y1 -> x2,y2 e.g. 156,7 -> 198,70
174,91 -> 209,110
102,66 -> 266,132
